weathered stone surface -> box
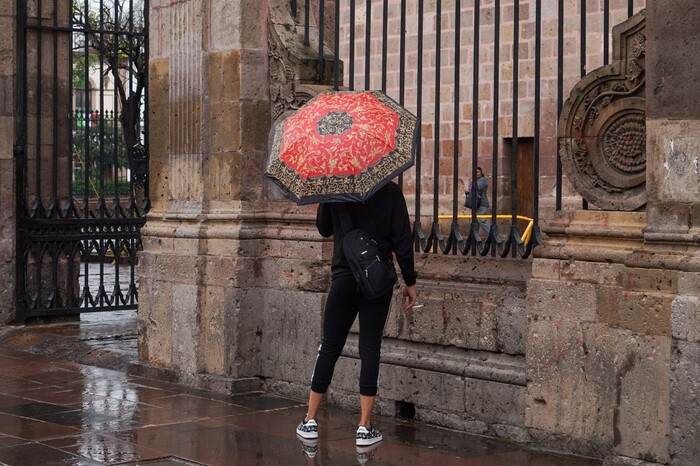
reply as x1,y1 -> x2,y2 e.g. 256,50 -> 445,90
646,1 -> 700,120
671,295 -> 700,343
603,455 -> 663,466
136,264 -> 173,368
670,340 -> 700,466
526,320 -> 617,444
527,278 -> 598,322
254,287 -> 324,384
646,120 -> 700,206
597,287 -> 673,336
614,333 -> 670,463
171,284 -> 200,373
329,354 -> 524,435
210,0 -> 241,51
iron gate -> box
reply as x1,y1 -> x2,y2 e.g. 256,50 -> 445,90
292,0 -> 645,258
14,0 -> 149,322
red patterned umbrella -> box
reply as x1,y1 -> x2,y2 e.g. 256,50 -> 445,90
265,90 -> 419,205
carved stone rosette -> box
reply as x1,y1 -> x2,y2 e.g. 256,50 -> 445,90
558,10 -> 647,211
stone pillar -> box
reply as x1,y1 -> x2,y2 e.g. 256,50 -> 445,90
0,0 -> 15,324
527,3 -> 700,464
135,0 -> 331,393
645,2 -> 700,465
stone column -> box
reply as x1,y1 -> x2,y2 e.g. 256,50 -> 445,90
136,0 -> 331,393
0,0 -> 15,324
527,3 -> 700,464
645,2 -> 700,465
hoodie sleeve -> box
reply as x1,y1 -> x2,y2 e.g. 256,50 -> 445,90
316,203 -> 334,238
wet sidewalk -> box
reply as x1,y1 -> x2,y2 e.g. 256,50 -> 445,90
0,314 -> 602,466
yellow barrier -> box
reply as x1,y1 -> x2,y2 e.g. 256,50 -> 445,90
437,214 -> 534,245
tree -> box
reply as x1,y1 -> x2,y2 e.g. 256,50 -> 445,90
72,0 -> 146,171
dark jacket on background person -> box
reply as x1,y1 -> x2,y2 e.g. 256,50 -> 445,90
316,181 -> 417,287
472,176 -> 489,209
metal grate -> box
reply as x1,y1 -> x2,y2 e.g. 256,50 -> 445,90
14,0 -> 149,321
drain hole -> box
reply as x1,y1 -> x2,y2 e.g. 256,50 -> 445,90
395,400 -> 415,420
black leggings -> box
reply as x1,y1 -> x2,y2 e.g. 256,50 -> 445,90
310,274 -> 393,397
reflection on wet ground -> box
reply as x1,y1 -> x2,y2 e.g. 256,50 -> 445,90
0,313 -> 603,465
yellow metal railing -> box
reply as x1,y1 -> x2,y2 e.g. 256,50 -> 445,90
437,214 -> 534,245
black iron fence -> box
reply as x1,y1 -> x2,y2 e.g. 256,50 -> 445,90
14,0 -> 149,321
290,0 -> 645,258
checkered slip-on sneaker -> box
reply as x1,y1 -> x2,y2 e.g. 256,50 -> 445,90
296,418 -> 319,439
356,425 -> 383,446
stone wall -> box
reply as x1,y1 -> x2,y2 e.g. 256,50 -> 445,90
646,2 -> 700,465
134,1 -> 699,464
0,0 -> 14,324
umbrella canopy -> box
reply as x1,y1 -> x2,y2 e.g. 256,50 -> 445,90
265,90 -> 419,205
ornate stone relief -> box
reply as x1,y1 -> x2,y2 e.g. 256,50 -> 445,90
558,10 -> 647,211
268,39 -> 312,122
267,1 -> 341,124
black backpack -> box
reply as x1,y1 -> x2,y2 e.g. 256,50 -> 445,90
335,205 -> 398,299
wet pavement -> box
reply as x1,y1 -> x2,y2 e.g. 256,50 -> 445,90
0,312 -> 603,465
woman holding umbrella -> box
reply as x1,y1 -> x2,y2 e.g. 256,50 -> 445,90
296,180 -> 417,447
264,90 -> 420,448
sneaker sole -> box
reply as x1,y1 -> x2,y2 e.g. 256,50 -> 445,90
296,430 -> 319,440
356,436 -> 382,446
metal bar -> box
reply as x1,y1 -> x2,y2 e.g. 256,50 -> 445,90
432,0 -> 441,227
490,0 -> 500,256
381,0 -> 388,92
67,0 -> 75,213
364,0 -> 371,90
305,0 -> 310,45
470,0 -> 480,254
15,0 -> 28,321
112,1 -> 120,200
98,0 -> 106,209
399,0 -> 406,105
533,0 -> 541,226
555,0 -> 563,211
318,0 -> 325,82
291,0 -> 298,18
603,0 -> 610,64
143,0 -> 150,212
35,0 -> 43,215
349,0 -> 355,90
82,0 -> 91,211
451,0 -> 462,254
628,0 -> 633,18
580,0 -> 588,210
333,0 -> 340,90
414,0 -> 424,246
51,0 -> 59,213
510,0 -> 520,257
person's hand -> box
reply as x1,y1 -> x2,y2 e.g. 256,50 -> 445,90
402,285 -> 417,310
464,179 -> 471,193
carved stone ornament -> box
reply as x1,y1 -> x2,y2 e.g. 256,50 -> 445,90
267,1 -> 342,124
558,9 -> 647,211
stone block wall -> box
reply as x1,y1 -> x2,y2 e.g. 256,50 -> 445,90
335,0 -> 646,212
265,252 -> 532,442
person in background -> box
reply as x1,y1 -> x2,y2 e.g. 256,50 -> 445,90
465,166 -> 490,236
295,181 -> 418,450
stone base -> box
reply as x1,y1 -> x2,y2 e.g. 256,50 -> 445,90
602,455 -> 664,466
127,361 -> 262,395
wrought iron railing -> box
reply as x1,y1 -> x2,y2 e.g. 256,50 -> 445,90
14,0 -> 149,321
289,0 -> 645,258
